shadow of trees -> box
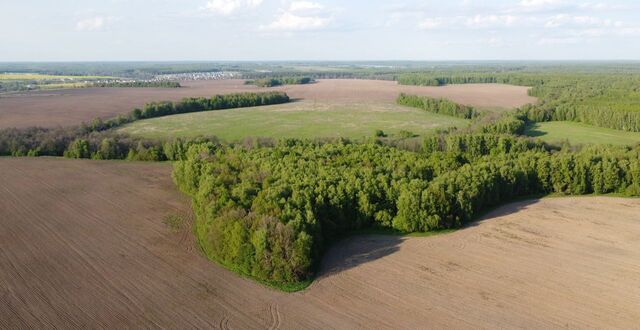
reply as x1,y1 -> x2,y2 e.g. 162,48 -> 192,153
315,198 -> 546,279
524,123 -> 548,137
317,234 -> 404,279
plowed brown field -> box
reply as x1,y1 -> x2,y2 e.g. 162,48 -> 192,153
0,80 -> 535,129
2,158 -> 637,329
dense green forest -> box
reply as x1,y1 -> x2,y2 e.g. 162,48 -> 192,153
245,77 -> 314,87
173,137 -> 640,285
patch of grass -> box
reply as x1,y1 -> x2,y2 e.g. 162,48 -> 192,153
118,100 -> 469,141
525,121 -> 640,146
162,213 -> 184,231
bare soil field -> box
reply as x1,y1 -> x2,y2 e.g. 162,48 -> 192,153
0,79 -> 536,129
277,80 -> 536,108
3,158 -> 636,329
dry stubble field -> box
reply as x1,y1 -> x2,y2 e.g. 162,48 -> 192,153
1,157 -> 639,329
0,79 -> 536,129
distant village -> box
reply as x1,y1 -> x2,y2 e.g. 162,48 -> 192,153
151,71 -> 237,82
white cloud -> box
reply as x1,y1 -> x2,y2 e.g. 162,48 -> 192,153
520,0 -> 562,8
418,17 -> 445,30
418,15 -> 525,30
76,16 -> 117,31
261,12 -> 330,31
289,1 -> 323,12
465,15 -> 518,28
538,36 -> 582,44
506,0 -> 567,14
481,37 -> 505,46
260,1 -> 332,31
545,14 -> 621,28
204,0 -> 263,16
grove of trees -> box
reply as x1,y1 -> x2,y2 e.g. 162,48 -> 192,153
246,77 -> 314,87
396,93 -> 479,119
172,136 -> 640,286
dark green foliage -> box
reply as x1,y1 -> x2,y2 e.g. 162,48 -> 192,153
397,74 -> 504,86
480,114 -> 527,135
397,93 -> 479,119
374,130 -> 386,137
172,136 -> 639,286
0,127 -> 78,157
64,139 -> 90,159
246,77 -> 314,87
137,92 -> 290,120
91,81 -> 181,88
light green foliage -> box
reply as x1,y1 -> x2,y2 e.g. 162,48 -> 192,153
92,138 -> 121,160
64,139 -> 90,159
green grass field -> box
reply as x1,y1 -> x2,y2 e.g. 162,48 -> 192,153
118,101 -> 469,141
525,121 -> 640,145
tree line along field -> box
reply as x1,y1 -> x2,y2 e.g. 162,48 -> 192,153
2,157 -> 640,328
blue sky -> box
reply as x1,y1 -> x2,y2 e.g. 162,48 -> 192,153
2,0 -> 640,61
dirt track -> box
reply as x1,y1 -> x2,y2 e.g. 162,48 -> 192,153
0,80 -> 535,129
2,158 -> 638,328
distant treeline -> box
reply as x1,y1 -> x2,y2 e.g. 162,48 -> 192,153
245,77 -> 314,87
0,63 -> 226,79
0,92 -> 290,158
91,81 -> 181,88
241,71 -> 397,81
0,81 -> 33,93
397,93 -> 479,119
396,73 -> 544,87
397,72 -> 640,132
0,124 -> 223,161
173,137 -> 640,285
